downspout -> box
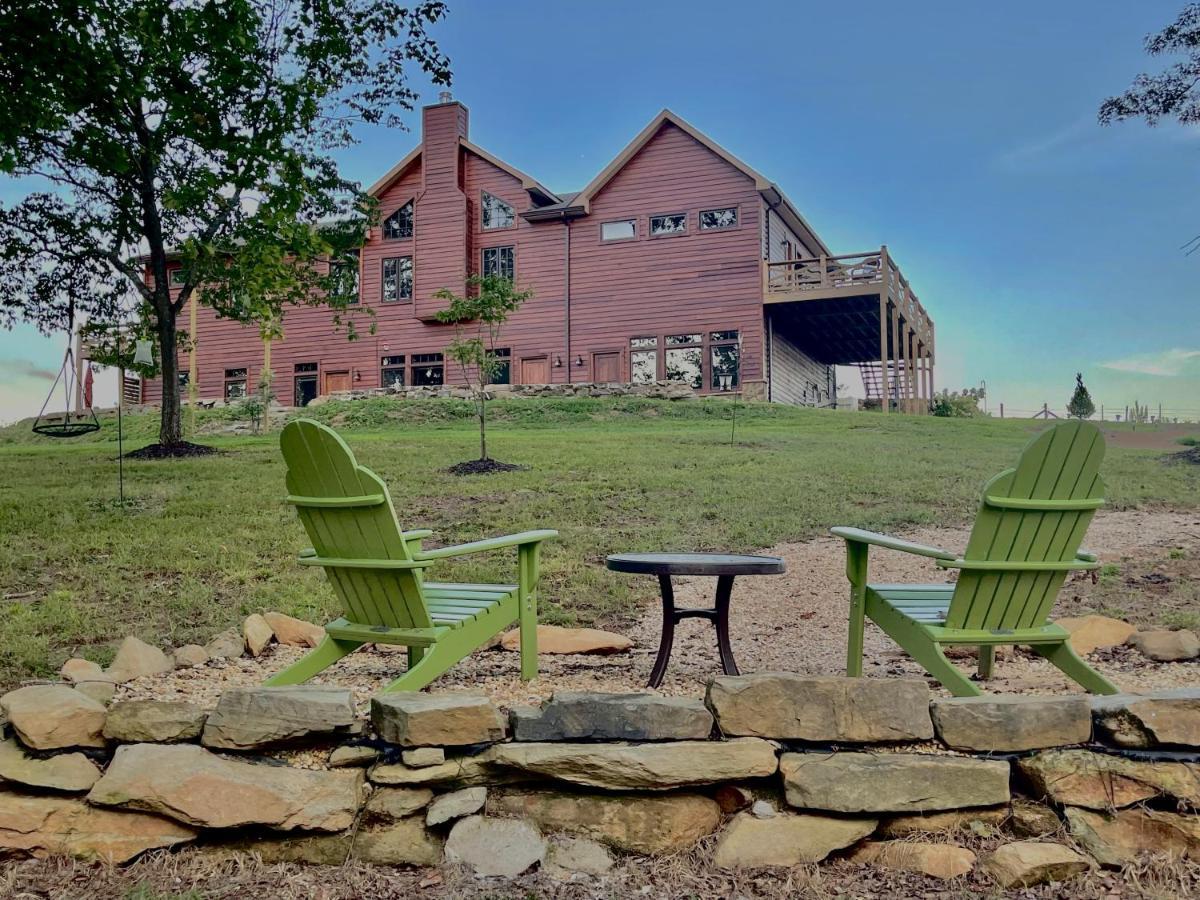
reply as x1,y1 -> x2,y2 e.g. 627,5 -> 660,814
563,218 -> 571,384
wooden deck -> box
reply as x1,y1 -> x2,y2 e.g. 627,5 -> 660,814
762,246 -> 934,413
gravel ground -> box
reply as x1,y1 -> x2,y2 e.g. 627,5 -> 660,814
115,509 -> 1200,713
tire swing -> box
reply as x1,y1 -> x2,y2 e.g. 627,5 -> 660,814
32,300 -> 101,439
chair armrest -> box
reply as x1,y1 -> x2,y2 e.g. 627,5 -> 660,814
936,557 -> 1101,572
402,529 -> 434,541
299,547 -> 317,559
416,529 -> 559,560
1077,549 -> 1097,563
830,526 -> 956,561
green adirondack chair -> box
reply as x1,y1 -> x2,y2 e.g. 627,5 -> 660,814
833,419 -> 1119,697
264,418 -> 556,693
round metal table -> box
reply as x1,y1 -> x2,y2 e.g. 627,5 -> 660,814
606,552 -> 787,687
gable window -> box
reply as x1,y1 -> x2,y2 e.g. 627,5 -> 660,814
224,367 -> 248,400
330,250 -> 360,305
601,219 -> 636,241
664,334 -> 703,389
411,353 -> 444,386
482,246 -> 515,281
700,207 -> 738,230
650,214 -> 686,237
382,256 -> 413,302
381,355 -> 405,389
490,348 -> 511,385
169,268 -> 188,286
481,191 -> 515,230
710,330 -> 741,391
629,336 -> 658,384
382,201 -> 414,240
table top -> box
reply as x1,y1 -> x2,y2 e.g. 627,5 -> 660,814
605,552 -> 786,576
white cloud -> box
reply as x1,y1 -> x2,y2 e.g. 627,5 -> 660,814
1100,348 -> 1200,377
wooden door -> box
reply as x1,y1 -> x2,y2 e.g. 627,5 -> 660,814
593,351 -> 620,383
323,370 -> 351,394
519,356 -> 549,385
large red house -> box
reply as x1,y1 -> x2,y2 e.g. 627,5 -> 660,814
149,97 -> 936,411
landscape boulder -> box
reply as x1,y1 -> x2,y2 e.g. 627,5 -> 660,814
205,629 -> 245,659
173,645 -> 209,668
780,752 -> 1010,814
372,693 -> 506,747
1066,806 -> 1200,867
491,738 -> 778,790
511,692 -> 713,742
103,700 -> 206,743
848,840 -> 976,879
106,636 -> 173,682
1056,615 -> 1136,655
59,657 -> 112,688
931,695 -> 1091,751
0,790 -> 196,863
0,737 -> 101,792
201,686 -> 357,750
982,841 -> 1091,888
0,685 -> 106,750
543,835 -> 614,879
492,789 -> 722,854
500,625 -> 632,655
352,817 -> 444,866
1017,749 -> 1200,809
87,743 -> 363,831
242,614 -> 275,657
263,612 -> 325,647
426,786 -> 487,826
1092,689 -> 1200,748
444,815 -> 546,877
1128,629 -> 1200,662
1008,800 -> 1062,838
713,810 -> 876,869
706,674 -> 933,742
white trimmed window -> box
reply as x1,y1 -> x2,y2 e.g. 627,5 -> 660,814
382,201 -> 414,240
601,219 -> 636,241
482,245 -> 515,280
481,191 -> 515,229
650,213 -> 686,236
700,207 -> 738,230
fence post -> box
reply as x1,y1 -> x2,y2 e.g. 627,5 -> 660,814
999,403 -> 1004,419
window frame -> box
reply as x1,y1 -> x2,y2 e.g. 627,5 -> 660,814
382,200 -> 414,241
627,330 -> 742,392
410,352 -> 445,387
663,333 -> 704,390
489,347 -> 512,385
330,249 -> 360,305
223,367 -> 248,401
709,330 -> 742,393
699,206 -> 740,231
481,245 -> 515,281
381,255 -> 413,303
629,336 -> 659,385
380,354 -> 406,389
649,213 -> 687,238
600,219 -> 638,243
480,191 -> 516,231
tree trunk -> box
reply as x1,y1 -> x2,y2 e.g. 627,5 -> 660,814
478,392 -> 488,461
156,304 -> 183,446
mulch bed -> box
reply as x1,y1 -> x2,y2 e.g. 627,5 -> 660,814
123,441 -> 220,460
1167,446 -> 1200,466
445,458 -> 526,476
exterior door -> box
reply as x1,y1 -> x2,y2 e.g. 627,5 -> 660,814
593,351 -> 621,383
323,370 -> 351,394
294,375 -> 318,407
519,355 -> 549,385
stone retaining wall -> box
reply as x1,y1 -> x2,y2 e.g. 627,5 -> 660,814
307,379 -> 702,406
1,675 -> 1198,886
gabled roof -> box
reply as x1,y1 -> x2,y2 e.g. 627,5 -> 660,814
460,139 -> 561,206
366,146 -> 423,198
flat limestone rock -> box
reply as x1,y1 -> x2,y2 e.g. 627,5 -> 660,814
983,841 -> 1091,888
401,747 -> 445,768
263,612 -> 325,648
500,625 -> 632,655
88,743 -> 363,831
1017,749 -> 1200,810
426,786 -> 486,826
1128,629 -> 1200,662
511,691 -> 713,742
60,658 -> 112,687
353,817 -> 444,866
106,636 -> 173,683
931,695 -> 1091,752
849,840 -> 976,879
205,629 -> 245,660
444,815 -> 545,877
1093,689 -> 1200,748
706,674 -> 933,742
371,693 -> 506,747
1066,806 -> 1200,867
0,790 -> 196,863
201,686 -> 357,750
0,737 -> 101,792
780,752 -> 1010,814
329,746 -> 379,768
173,645 -> 209,668
1056,616 -> 1136,655
0,684 -> 106,750
544,835 -> 614,879
878,806 -> 1008,839
219,831 -> 352,866
713,810 -> 876,869
369,748 -> 507,787
1008,800 -> 1062,838
103,700 -> 206,743
364,787 -> 434,821
492,789 -> 721,854
492,738 -> 778,790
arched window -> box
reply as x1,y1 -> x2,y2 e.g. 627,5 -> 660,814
382,201 -> 413,240
481,191 -> 514,230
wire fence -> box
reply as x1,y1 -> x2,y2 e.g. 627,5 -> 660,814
991,402 -> 1200,424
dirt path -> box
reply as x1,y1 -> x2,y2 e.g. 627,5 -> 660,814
117,509 -> 1200,711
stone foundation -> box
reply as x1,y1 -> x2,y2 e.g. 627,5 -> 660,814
307,379 -> 709,406
2,676 -> 1198,884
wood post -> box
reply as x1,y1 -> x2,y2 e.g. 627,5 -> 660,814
878,294 -> 889,414
74,331 -> 85,413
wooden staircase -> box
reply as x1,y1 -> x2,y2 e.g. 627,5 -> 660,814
857,361 -> 902,406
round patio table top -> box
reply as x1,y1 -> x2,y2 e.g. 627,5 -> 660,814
605,552 -> 786,577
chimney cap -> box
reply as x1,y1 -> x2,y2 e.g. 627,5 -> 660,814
438,90 -> 453,104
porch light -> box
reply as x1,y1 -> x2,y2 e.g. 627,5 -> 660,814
553,356 -> 563,368
574,355 -> 584,367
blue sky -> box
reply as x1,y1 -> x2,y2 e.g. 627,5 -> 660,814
3,0 -> 1198,422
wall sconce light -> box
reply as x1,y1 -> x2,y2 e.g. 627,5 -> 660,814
553,356 -> 563,368
353,369 -> 361,382
574,355 -> 584,367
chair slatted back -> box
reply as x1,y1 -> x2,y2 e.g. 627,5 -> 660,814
280,418 -> 432,630
945,421 -> 1105,631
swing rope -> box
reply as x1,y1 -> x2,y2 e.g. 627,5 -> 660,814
32,299 -> 101,438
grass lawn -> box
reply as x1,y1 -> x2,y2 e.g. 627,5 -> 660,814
1,397 -> 1197,688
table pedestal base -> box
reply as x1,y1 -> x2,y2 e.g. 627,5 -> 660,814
647,573 -> 739,688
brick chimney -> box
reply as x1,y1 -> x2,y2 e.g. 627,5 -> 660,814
414,97 -> 469,318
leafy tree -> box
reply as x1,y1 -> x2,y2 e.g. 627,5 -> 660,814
0,0 -> 450,448
1067,372 -> 1096,419
930,387 -> 987,418
435,274 -> 533,462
